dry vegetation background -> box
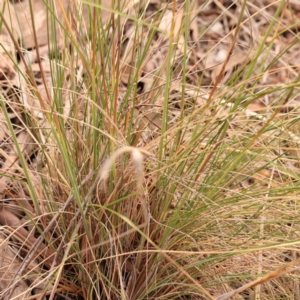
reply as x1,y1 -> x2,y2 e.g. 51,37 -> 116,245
0,0 -> 300,299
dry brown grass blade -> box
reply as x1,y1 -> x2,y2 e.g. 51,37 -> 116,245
1,168 -> 97,300
0,0 -> 300,298
0,233 -> 31,299
217,255 -> 300,300
0,207 -> 57,265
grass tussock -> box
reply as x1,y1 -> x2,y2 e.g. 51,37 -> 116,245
0,0 -> 300,299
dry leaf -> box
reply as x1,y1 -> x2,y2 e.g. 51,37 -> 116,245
211,51 -> 254,84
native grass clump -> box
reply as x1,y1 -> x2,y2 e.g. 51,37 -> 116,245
0,0 -> 300,299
